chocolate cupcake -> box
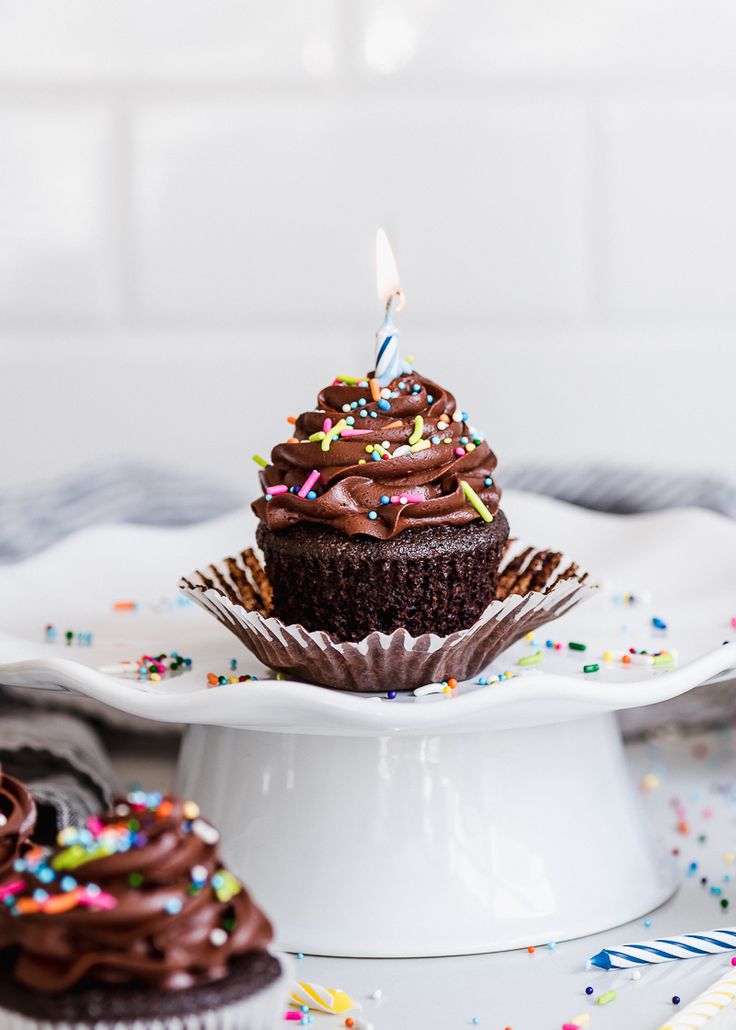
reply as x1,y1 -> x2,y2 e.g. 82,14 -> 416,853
0,770 -> 36,881
253,369 -> 509,641
0,792 -> 286,1030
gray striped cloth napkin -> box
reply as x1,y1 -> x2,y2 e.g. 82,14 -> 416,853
0,460 -> 734,835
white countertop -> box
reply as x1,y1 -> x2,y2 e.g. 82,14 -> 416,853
111,723 -> 736,1030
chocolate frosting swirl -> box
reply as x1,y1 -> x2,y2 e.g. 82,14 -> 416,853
0,772 -> 36,881
252,370 -> 501,539
0,793 -> 273,994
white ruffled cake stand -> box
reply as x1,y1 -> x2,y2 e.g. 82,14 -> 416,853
0,491 -> 734,957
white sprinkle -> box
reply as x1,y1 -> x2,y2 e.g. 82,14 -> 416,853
413,683 -> 445,697
210,928 -> 228,946
380,388 -> 391,399
355,1020 -> 374,1030
191,864 -> 208,883
631,653 -> 654,666
370,989 -> 382,1000
192,818 -> 220,845
630,970 -> 642,981
342,403 -> 351,413
381,440 -> 390,448
452,409 -> 463,422
392,445 -> 411,458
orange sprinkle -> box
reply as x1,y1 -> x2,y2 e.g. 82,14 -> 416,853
15,898 -> 40,914
369,378 -> 381,402
287,416 -> 297,424
383,420 -> 402,429
207,673 -> 219,686
621,654 -> 631,664
158,799 -> 173,818
43,889 -> 82,914
113,600 -> 136,611
527,945 -> 535,954
345,1020 -> 355,1029
447,678 -> 458,689
286,437 -> 299,444
678,821 -> 689,835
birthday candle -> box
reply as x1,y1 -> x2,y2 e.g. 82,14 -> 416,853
374,229 -> 406,386
659,966 -> 736,1029
588,928 -> 736,970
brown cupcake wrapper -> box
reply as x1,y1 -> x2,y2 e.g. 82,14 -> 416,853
180,540 -> 597,693
0,957 -> 289,1030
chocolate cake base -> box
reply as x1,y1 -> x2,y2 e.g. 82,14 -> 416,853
0,950 -> 282,1022
257,510 -> 510,641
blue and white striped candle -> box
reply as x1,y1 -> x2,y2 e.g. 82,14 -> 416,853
588,928 -> 736,970
374,228 -> 406,386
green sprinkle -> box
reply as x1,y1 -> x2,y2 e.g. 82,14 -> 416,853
597,990 -> 617,1006
408,414 -> 424,446
460,480 -> 493,523
308,430 -> 326,442
252,454 -> 268,468
518,651 -> 543,666
583,663 -> 600,674
336,374 -> 361,384
128,872 -> 143,887
321,418 -> 348,452
568,641 -> 586,652
653,653 -> 675,666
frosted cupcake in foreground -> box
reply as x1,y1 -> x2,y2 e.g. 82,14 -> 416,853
0,792 -> 286,1030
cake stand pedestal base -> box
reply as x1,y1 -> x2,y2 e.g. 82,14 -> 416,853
175,712 -> 676,957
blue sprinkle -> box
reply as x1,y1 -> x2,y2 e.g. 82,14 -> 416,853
378,398 -> 391,411
369,411 -> 378,418
478,677 -> 487,685
368,511 -> 378,520
484,477 -> 493,487
360,410 -> 368,418
346,416 -> 355,425
472,1018 -> 480,1025
412,383 -> 421,393
60,876 -> 77,892
184,658 -> 192,666
427,394 -> 434,402
372,452 -> 381,461
643,917 -> 652,926
264,494 -> 272,502
387,690 -> 397,699
296,952 -> 304,960
230,659 -> 238,670
710,886 -> 723,895
380,495 -> 390,504
431,436 -> 440,444
547,941 -> 557,950
306,490 -> 317,499
460,436 -> 468,444
38,867 -> 55,884
290,485 -> 298,493
358,398 -> 367,406
33,889 -> 49,903
165,898 -> 183,915
461,410 -> 469,420
652,616 -> 667,629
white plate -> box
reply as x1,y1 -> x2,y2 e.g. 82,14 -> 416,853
0,489 -> 734,736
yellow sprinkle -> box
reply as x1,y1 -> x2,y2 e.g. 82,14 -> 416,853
466,442 -> 476,451
410,439 -> 431,453
150,672 -> 161,682
228,676 -> 237,684
570,1016 -> 589,1027
365,444 -> 374,453
183,801 -> 200,819
336,374 -> 361,384
524,632 -> 535,641
603,650 -> 614,661
308,430 -> 326,442
443,437 -> 452,444
518,651 -> 542,666
408,414 -> 424,446
443,685 -> 453,695
321,418 -> 347,452
596,990 -> 617,1006
252,454 -> 268,468
460,480 -> 493,523
725,852 -> 735,863
358,459 -> 366,464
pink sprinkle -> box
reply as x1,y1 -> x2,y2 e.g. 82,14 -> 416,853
79,889 -> 117,911
341,428 -> 371,437
454,447 -> 466,457
675,804 -> 688,819
390,495 -> 399,504
703,807 -> 714,819
403,493 -> 424,503
86,816 -> 104,835
0,880 -> 25,901
731,616 -> 736,629
322,417 -> 332,433
283,1014 -> 302,1022
267,484 -> 288,495
554,642 -> 562,650
298,469 -> 320,498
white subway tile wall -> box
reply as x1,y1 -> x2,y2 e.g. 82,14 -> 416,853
0,1 -> 732,488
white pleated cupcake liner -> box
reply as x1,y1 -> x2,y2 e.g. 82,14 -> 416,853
180,540 -> 597,692
0,955 -> 289,1030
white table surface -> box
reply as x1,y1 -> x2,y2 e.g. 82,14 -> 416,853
110,723 -> 736,1030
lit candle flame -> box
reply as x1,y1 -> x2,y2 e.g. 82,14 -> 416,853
376,228 -> 404,314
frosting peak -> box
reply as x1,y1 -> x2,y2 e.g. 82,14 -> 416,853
0,772 -> 36,881
0,792 -> 272,994
253,370 -> 501,539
